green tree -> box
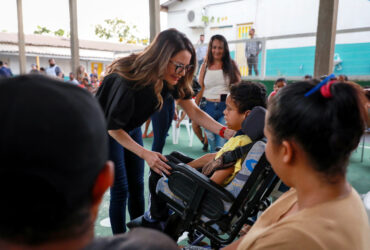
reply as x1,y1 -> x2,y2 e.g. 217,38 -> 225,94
54,29 -> 65,37
34,25 -> 51,35
95,18 -> 147,44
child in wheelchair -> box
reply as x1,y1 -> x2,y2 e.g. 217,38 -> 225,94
185,81 -> 267,186
128,81 -> 267,232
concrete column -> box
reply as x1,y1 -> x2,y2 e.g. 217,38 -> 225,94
314,0 -> 339,78
260,38 -> 266,79
149,0 -> 161,42
69,0 -> 80,75
16,0 -> 26,74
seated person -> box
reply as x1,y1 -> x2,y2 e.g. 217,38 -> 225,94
224,80 -> 370,249
135,81 -> 267,229
267,78 -> 286,101
0,75 -> 178,250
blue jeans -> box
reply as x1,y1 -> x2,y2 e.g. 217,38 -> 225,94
108,127 -> 145,234
151,96 -> 175,153
200,100 -> 227,152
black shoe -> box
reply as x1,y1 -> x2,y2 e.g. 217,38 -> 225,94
127,215 -> 164,231
202,143 -> 208,152
126,215 -> 144,229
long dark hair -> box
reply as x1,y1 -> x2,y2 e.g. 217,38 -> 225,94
267,81 -> 367,181
206,34 -> 240,85
106,29 -> 196,108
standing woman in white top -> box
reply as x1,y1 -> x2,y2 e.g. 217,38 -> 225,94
196,34 -> 241,152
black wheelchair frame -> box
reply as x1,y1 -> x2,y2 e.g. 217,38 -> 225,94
158,151 -> 280,249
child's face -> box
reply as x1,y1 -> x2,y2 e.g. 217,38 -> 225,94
224,95 -> 247,131
274,81 -> 286,91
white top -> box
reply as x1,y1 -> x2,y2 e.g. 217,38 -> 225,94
203,69 -> 230,99
46,65 -> 57,76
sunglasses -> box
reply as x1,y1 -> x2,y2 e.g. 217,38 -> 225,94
169,60 -> 194,75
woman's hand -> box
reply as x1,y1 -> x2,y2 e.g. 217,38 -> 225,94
224,128 -> 236,139
108,129 -> 172,176
142,149 -> 172,176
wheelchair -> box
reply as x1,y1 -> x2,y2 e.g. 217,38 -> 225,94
155,107 -> 285,249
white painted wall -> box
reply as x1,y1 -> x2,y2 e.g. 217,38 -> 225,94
164,0 -> 370,47
337,0 -> 370,30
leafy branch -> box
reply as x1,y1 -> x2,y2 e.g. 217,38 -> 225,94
95,18 -> 148,44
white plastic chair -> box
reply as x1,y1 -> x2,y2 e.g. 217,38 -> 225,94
172,109 -> 194,147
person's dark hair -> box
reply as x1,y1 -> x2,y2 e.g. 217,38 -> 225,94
230,81 -> 266,113
267,81 -> 367,181
0,75 -> 108,244
338,74 -> 348,81
274,78 -> 287,86
0,61 -> 3,66
206,34 -> 240,85
304,74 -> 312,80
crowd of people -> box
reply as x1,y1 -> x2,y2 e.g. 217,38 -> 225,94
0,28 -> 369,250
0,58 -> 103,95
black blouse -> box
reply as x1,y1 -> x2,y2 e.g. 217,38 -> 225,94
96,73 -> 191,132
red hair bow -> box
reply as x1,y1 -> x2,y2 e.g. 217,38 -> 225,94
320,81 -> 335,98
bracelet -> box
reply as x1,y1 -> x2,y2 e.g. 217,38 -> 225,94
219,126 -> 227,138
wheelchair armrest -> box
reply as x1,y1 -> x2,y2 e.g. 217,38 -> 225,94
167,161 -> 234,203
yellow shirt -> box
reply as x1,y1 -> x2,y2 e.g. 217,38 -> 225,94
238,188 -> 370,250
215,135 -> 251,186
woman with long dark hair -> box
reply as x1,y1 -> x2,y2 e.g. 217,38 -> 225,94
196,34 -> 241,152
96,29 -> 235,234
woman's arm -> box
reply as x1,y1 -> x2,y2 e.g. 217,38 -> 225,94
108,129 -> 171,175
187,153 -> 217,168
178,99 -> 235,139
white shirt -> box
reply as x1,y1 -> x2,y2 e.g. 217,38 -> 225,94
203,69 -> 229,99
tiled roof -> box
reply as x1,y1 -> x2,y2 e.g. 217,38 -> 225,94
0,44 -> 117,61
0,32 -> 145,53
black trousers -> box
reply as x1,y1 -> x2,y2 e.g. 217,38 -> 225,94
248,55 -> 259,76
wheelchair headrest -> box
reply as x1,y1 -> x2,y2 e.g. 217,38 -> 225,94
241,106 -> 266,141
